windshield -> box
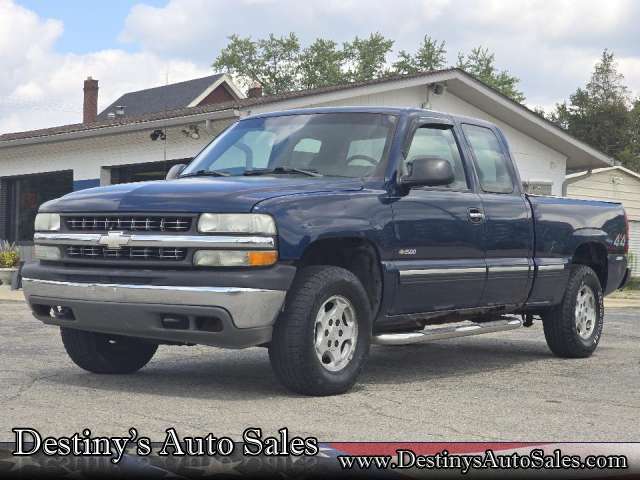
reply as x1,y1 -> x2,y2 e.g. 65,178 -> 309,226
181,112 -> 397,178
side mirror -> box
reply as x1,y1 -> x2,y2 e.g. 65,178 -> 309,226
400,156 -> 455,188
166,164 -> 186,180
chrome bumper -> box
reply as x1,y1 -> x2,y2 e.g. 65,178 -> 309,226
22,278 -> 286,329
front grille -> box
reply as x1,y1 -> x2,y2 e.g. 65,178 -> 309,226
66,245 -> 187,261
65,216 -> 192,232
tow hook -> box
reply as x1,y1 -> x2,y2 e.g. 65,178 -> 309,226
522,313 -> 534,327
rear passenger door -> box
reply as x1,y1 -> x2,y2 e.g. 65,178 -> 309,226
461,123 -> 534,308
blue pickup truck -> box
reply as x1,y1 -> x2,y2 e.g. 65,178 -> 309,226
23,107 -> 630,396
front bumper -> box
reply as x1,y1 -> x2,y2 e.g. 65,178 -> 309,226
22,263 -> 295,348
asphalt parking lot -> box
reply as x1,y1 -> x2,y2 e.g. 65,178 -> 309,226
1,300 -> 638,442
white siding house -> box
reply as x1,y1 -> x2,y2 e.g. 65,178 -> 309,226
0,68 -> 614,244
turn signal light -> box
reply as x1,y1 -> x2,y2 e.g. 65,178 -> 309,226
193,249 -> 278,267
247,250 -> 278,266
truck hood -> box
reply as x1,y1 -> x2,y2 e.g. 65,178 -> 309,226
41,176 -> 364,213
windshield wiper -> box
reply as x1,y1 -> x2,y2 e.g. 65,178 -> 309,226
179,169 -> 230,178
243,167 -> 322,177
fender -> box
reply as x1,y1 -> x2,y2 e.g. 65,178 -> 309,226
252,187 -> 396,263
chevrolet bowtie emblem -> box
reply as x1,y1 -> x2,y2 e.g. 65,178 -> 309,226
98,231 -> 131,250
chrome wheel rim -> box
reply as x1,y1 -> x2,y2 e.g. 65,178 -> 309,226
314,295 -> 358,372
575,283 -> 597,340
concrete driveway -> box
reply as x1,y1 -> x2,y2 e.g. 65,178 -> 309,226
1,300 -> 638,442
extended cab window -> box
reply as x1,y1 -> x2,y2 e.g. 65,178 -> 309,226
403,125 -> 468,190
462,124 -> 514,194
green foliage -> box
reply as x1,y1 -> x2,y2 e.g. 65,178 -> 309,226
456,46 -> 525,103
551,50 -> 631,160
0,241 -> 19,268
392,36 -> 447,75
618,100 -> 640,172
213,33 -> 301,95
299,39 -> 346,89
342,33 -> 394,82
213,33 -> 523,103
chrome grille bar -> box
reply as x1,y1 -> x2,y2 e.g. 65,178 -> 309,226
66,245 -> 187,261
66,215 -> 192,232
35,233 -> 276,250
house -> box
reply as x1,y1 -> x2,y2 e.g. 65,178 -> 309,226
96,73 -> 245,121
566,166 -> 640,276
0,68 -> 614,245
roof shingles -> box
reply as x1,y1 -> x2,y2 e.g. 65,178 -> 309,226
96,74 -> 224,121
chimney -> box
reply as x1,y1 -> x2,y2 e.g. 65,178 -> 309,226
83,76 -> 99,123
247,85 -> 263,98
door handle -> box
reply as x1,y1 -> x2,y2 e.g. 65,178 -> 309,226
468,208 -> 485,223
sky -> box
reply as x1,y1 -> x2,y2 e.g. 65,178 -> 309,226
1,0 -> 639,134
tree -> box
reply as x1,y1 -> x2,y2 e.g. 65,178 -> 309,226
213,32 -> 394,93
392,36 -> 447,74
213,34 -> 527,109
299,39 -> 346,89
213,33 -> 301,95
343,33 -> 394,82
456,46 -> 525,103
551,50 -> 631,160
619,100 -> 640,171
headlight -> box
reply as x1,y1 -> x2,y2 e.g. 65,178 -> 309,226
34,213 -> 61,231
198,214 -> 276,234
34,245 -> 61,261
193,250 -> 278,267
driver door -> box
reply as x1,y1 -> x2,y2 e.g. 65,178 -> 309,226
390,119 -> 486,315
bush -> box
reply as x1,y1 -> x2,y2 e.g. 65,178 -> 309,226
0,241 -> 20,268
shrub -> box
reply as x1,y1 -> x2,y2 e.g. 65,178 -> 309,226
0,241 -> 20,268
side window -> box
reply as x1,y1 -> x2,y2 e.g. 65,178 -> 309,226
462,124 -> 514,194
213,130 -> 275,170
403,126 -> 468,190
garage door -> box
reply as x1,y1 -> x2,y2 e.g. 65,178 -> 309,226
629,221 -> 640,277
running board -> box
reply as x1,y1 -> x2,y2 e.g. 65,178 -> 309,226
372,318 -> 523,346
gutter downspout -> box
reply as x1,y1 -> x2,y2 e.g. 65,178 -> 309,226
562,168 -> 592,196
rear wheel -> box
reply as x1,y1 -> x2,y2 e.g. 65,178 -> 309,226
542,265 -> 604,358
61,327 -> 158,374
268,266 -> 371,396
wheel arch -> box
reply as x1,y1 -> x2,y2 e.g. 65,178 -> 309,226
296,236 -> 384,317
571,240 -> 608,290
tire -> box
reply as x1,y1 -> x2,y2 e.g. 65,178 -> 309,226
542,265 -> 604,358
268,266 -> 372,396
60,327 -> 158,374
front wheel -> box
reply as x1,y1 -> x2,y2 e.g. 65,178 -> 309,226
61,327 -> 158,374
542,265 -> 604,358
268,266 -> 372,396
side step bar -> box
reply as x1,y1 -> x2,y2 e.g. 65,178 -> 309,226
372,318 -> 523,346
